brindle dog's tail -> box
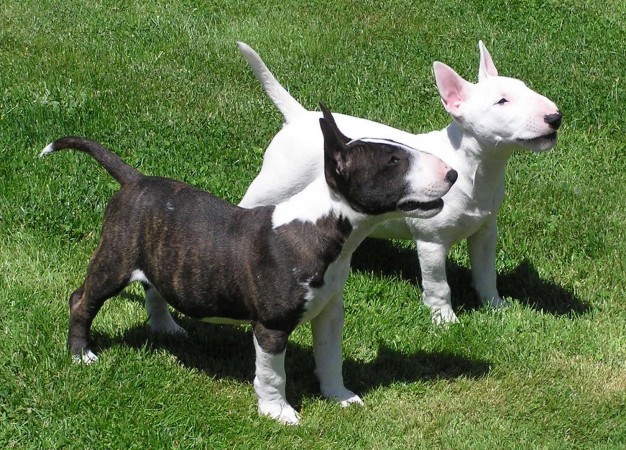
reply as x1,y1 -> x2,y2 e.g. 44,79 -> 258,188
40,136 -> 142,185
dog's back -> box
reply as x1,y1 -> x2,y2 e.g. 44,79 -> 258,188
236,41 -> 561,325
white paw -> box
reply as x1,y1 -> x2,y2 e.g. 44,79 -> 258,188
431,305 -> 459,325
322,387 -> 364,407
258,401 -> 300,425
150,319 -> 187,336
339,393 -> 364,408
72,350 -> 98,364
483,296 -> 509,309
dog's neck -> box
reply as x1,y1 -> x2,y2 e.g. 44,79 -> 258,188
443,121 -> 515,211
272,177 -> 397,257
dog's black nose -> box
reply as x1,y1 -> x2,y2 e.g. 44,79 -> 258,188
544,112 -> 563,130
445,169 -> 458,185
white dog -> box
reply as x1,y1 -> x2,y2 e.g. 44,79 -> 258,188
238,41 -> 562,324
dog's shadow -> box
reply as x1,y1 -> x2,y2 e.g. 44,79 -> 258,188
91,301 -> 490,409
351,238 -> 590,317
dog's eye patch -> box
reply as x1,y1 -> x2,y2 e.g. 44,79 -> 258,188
496,98 -> 509,105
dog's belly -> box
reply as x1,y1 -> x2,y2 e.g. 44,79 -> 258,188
200,317 -> 250,325
152,286 -> 255,322
132,270 -> 254,323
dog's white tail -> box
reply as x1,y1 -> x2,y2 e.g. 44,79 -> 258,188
237,42 -> 307,124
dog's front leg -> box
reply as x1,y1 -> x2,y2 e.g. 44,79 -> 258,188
252,324 -> 300,425
467,218 -> 507,308
311,294 -> 363,407
416,240 -> 458,324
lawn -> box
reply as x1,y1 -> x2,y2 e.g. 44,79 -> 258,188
1,0 -> 625,448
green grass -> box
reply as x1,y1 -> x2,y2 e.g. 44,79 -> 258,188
1,0 -> 625,447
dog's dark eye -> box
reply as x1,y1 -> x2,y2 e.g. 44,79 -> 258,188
387,156 -> 400,166
496,98 -> 508,105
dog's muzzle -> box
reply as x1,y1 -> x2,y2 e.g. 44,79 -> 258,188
398,198 -> 444,212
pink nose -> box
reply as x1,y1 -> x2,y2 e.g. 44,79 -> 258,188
425,153 -> 457,185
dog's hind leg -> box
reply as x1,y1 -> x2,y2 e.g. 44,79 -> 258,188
68,275 -> 126,364
311,294 -> 363,407
68,240 -> 134,363
68,284 -> 98,363
252,324 -> 299,425
144,285 -> 186,335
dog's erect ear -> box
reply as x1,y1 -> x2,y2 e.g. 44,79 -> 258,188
433,62 -> 473,119
478,41 -> 498,81
319,102 -> 350,145
319,102 -> 351,185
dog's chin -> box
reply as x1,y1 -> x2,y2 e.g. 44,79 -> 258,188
397,198 -> 444,219
519,131 -> 558,153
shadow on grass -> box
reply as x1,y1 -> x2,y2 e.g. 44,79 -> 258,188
90,311 -> 490,410
351,238 -> 591,317
86,236 -> 586,410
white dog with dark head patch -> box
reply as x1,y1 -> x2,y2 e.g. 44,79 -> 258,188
238,41 -> 562,324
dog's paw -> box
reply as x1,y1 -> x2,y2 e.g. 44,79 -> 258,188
431,305 -> 459,325
258,401 -> 300,425
150,319 -> 188,337
339,393 -> 364,408
322,387 -> 364,407
483,296 -> 509,309
72,350 -> 98,364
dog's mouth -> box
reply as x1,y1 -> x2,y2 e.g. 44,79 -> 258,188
398,198 -> 443,216
519,131 -> 558,152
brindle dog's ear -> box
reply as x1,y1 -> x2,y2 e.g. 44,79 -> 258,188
319,102 -> 351,186
319,102 -> 350,145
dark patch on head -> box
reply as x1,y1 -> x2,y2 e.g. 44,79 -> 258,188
335,140 -> 412,215
318,104 -> 414,216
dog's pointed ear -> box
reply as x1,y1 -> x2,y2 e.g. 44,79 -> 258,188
478,41 -> 498,81
319,102 -> 350,184
433,62 -> 473,119
319,102 -> 350,146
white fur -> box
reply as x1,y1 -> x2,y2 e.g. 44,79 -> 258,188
311,293 -> 363,406
129,269 -> 149,284
299,256 -> 351,325
145,287 -> 187,335
253,334 -> 300,425
129,270 -> 188,334
271,178 -> 344,228
39,143 -> 54,158
72,350 -> 98,364
238,41 -> 560,324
